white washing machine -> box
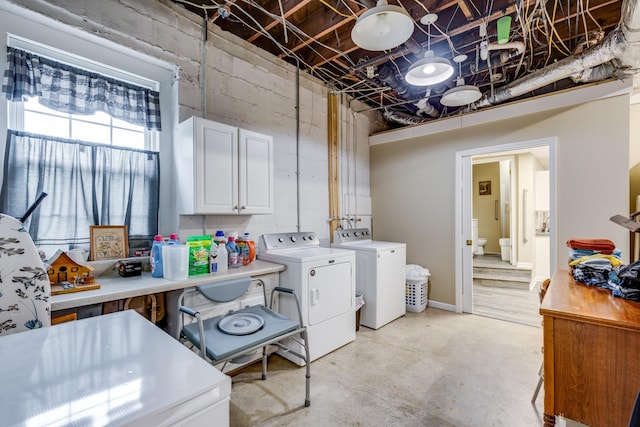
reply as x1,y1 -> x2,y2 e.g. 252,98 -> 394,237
257,231 -> 356,366
332,228 -> 406,330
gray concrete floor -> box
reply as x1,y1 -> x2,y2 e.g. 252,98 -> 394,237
228,308 -> 545,426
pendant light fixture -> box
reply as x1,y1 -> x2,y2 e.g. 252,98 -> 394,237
440,54 -> 482,107
405,14 -> 454,86
351,0 -> 414,51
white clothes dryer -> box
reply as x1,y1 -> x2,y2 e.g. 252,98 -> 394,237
332,228 -> 406,330
258,232 -> 356,365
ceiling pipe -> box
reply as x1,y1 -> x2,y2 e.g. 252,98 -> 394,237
383,109 -> 430,125
378,65 -> 420,97
414,98 -> 439,117
480,41 -> 525,61
385,0 -> 640,125
378,64 -> 439,117
571,62 -> 619,83
476,29 -> 623,106
475,0 -> 640,108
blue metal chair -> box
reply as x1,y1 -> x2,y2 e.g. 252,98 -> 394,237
178,277 -> 310,407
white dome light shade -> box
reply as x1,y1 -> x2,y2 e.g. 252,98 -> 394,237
440,55 -> 482,106
404,50 -> 454,86
440,84 -> 482,106
351,0 -> 414,51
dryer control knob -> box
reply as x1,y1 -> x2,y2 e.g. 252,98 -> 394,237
278,237 -> 284,242
290,236 -> 297,242
354,232 -> 360,237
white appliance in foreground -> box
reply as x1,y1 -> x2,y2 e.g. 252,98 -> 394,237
258,231 -> 356,365
332,228 -> 406,329
0,310 -> 231,427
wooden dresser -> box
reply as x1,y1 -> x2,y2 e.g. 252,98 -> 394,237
541,270 -> 640,427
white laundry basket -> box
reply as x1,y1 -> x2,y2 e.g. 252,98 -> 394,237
405,265 -> 430,313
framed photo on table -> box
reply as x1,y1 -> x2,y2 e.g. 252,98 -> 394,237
90,225 -> 129,261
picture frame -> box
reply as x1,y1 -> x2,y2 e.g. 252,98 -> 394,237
479,181 -> 492,196
90,225 -> 129,261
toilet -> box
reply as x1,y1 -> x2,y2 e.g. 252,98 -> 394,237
475,238 -> 487,255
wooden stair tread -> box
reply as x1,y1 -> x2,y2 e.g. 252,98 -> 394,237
472,273 -> 531,282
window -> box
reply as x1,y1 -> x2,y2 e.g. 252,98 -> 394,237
19,97 -> 150,150
1,44 -> 161,258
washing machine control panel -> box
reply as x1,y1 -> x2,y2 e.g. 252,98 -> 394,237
334,228 -> 372,243
260,232 -> 319,251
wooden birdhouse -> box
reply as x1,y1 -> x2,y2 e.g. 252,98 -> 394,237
47,251 -> 99,295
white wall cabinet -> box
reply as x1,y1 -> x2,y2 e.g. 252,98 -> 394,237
176,116 -> 274,215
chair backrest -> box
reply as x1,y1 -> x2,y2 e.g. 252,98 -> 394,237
0,214 -> 51,335
197,277 -> 252,302
540,278 -> 551,303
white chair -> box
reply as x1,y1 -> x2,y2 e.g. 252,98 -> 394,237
177,277 -> 310,407
0,214 -> 50,335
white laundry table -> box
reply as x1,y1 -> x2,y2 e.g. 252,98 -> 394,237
0,310 -> 231,427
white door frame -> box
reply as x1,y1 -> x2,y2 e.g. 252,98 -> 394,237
454,137 -> 558,313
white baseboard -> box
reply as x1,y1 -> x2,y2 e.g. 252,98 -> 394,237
427,300 -> 456,312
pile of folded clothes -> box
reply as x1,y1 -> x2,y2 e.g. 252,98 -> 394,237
567,238 -> 617,256
567,238 -> 640,301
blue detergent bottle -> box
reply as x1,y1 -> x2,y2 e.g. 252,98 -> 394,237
151,235 -> 164,278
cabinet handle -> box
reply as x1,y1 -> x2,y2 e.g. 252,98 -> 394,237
233,205 -> 238,210
241,205 -> 246,210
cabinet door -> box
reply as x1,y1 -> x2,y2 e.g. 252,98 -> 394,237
238,129 -> 273,214
196,120 -> 238,214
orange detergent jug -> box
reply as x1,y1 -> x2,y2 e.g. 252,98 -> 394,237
237,233 -> 256,266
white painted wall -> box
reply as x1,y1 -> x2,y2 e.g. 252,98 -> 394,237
1,0 -> 375,246
370,92 -> 630,306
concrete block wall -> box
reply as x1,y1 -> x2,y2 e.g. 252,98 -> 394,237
3,0 -> 379,246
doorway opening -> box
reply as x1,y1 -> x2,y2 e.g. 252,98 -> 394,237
455,138 -> 558,327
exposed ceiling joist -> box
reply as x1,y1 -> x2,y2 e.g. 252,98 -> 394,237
174,0 -> 628,128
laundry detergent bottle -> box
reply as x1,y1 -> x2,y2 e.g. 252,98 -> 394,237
151,235 -> 165,278
226,236 -> 240,268
213,230 -> 225,247
209,240 -> 218,273
237,232 -> 255,266
216,239 -> 228,272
